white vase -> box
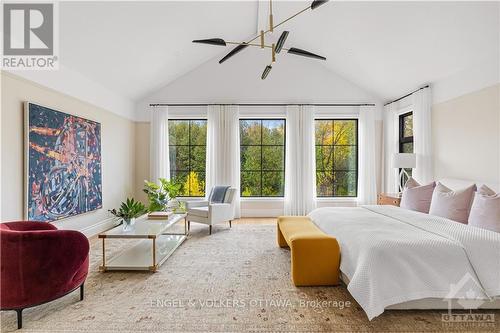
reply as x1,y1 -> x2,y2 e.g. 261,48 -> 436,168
167,198 -> 179,210
122,217 -> 135,231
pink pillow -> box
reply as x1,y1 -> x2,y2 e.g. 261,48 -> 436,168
468,185 -> 500,233
400,178 -> 436,213
429,183 -> 476,224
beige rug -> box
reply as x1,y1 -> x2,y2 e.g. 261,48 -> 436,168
1,223 -> 498,332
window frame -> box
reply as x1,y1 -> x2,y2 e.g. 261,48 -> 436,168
314,118 -> 359,198
239,118 -> 286,198
168,118 -> 207,198
399,111 -> 414,153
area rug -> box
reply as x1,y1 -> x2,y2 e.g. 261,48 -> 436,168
1,223 -> 498,332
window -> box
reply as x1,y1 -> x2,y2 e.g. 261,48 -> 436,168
168,119 -> 207,197
399,112 -> 414,153
240,119 -> 285,197
315,119 -> 358,197
399,112 -> 414,181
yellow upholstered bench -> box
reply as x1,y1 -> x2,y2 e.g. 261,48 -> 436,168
277,216 -> 340,286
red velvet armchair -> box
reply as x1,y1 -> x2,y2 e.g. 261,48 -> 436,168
0,222 -> 90,329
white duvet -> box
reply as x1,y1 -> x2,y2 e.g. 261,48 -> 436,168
308,205 -> 500,320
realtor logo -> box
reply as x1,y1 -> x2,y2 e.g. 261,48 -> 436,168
2,2 -> 58,69
441,273 -> 496,328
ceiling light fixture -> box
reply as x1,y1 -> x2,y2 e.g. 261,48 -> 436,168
192,0 -> 328,80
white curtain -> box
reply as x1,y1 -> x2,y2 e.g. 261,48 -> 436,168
382,103 -> 399,193
412,87 -> 433,184
284,105 -> 317,215
206,105 -> 241,218
358,106 -> 377,205
150,106 -> 170,182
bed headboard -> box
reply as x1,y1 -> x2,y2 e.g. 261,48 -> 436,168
439,178 -> 499,192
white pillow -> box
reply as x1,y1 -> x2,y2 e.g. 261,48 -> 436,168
429,183 -> 476,224
400,178 -> 436,213
468,185 -> 500,233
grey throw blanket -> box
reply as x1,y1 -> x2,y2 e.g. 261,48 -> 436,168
209,186 -> 230,203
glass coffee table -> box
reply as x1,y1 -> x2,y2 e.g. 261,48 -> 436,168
98,213 -> 187,272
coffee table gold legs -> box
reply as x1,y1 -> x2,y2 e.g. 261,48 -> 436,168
100,237 -> 107,272
152,237 -> 156,268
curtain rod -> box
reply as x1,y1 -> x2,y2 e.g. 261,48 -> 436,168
384,85 -> 430,107
149,103 -> 376,107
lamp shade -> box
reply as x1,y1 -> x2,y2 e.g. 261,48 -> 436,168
392,153 -> 416,169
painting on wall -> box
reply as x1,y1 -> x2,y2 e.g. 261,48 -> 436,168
25,102 -> 102,222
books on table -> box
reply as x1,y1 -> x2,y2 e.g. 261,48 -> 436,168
147,211 -> 173,220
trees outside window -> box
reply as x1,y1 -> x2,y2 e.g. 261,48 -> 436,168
315,119 -> 358,197
399,112 -> 414,180
240,119 -> 285,197
168,120 -> 207,197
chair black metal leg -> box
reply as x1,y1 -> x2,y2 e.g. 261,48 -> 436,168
16,309 -> 23,329
209,225 -> 212,235
80,283 -> 84,301
187,221 -> 190,231
229,220 -> 232,228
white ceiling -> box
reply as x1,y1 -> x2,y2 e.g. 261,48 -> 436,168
60,1 -> 499,103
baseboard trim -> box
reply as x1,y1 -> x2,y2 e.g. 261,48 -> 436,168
79,217 -> 116,237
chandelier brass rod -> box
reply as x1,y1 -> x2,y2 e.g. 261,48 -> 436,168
226,41 -> 289,52
245,5 -> 310,45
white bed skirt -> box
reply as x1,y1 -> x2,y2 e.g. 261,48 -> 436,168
340,272 -> 500,310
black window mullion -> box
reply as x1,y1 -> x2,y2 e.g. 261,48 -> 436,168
188,120 -> 191,196
260,120 -> 263,196
332,120 -> 336,196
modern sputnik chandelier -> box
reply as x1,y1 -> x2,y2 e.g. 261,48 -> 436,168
193,0 -> 328,80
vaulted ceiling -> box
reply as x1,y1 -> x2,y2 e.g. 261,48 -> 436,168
60,1 -> 499,103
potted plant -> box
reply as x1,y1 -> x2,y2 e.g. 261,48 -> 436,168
109,198 -> 147,231
143,178 -> 182,212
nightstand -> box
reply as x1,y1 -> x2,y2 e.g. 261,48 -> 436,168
377,193 -> 402,207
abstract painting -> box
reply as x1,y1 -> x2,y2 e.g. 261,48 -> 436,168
25,103 -> 102,222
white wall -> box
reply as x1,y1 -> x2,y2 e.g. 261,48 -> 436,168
432,84 -> 499,188
7,65 -> 135,120
1,72 -> 136,236
136,46 -> 381,120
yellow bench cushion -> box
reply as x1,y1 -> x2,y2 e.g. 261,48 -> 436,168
277,216 -> 340,286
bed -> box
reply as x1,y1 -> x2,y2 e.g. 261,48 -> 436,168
307,179 -> 500,320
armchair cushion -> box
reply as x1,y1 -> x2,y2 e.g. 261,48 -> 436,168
185,200 -> 208,209
187,206 -> 209,218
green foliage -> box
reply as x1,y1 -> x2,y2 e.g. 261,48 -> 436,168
109,198 -> 147,220
315,120 -> 358,197
239,119 -> 285,197
169,120 -> 207,197
143,178 -> 182,212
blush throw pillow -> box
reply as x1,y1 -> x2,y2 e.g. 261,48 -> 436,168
468,185 -> 500,233
400,178 -> 436,213
429,183 -> 477,224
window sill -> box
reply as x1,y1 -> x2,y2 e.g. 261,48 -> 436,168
240,197 -> 284,202
316,197 -> 358,202
177,197 -> 205,201
240,197 -> 358,202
